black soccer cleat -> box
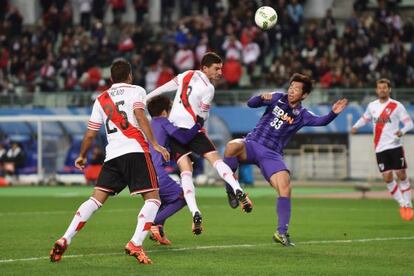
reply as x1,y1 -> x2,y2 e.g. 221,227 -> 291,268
226,190 -> 239,209
192,211 -> 203,235
235,190 -> 253,213
273,232 -> 295,247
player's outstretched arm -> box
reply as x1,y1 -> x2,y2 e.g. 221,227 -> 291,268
146,79 -> 179,101
163,117 -> 203,144
134,109 -> 170,161
304,99 -> 348,127
351,103 -> 372,134
75,129 -> 99,170
332,99 -> 348,114
247,92 -> 275,108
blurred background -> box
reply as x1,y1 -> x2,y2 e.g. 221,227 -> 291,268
0,0 -> 413,186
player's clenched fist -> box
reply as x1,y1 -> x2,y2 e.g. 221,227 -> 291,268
75,156 -> 87,170
154,144 -> 170,162
260,93 -> 273,101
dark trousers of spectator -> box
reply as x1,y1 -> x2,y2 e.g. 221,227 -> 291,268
135,9 -> 146,25
81,12 -> 91,30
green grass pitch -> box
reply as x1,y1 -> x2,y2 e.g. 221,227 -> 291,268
1,186 -> 414,275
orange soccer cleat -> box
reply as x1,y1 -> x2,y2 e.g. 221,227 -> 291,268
50,237 -> 68,262
124,241 -> 152,264
404,207 -> 413,221
150,225 -> 172,245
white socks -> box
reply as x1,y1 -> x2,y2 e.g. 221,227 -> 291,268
386,180 -> 407,207
130,199 -> 161,246
181,171 -> 200,216
63,197 -> 102,244
400,178 -> 413,208
214,160 -> 242,193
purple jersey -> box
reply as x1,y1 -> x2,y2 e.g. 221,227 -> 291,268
150,117 -> 200,178
245,92 -> 337,153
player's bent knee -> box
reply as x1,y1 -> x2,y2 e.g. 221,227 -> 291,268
382,171 -> 394,183
224,140 -> 245,156
142,190 -> 161,201
395,169 -> 407,180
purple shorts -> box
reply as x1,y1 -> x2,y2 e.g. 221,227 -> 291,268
158,174 -> 183,203
244,139 -> 288,181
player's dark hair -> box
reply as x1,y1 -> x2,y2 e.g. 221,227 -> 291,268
376,78 -> 391,88
289,73 -> 314,94
147,95 -> 172,117
201,52 -> 222,68
111,58 -> 132,83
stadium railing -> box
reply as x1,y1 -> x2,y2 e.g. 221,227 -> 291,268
0,88 -> 413,108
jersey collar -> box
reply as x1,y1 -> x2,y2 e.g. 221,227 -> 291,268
196,70 -> 211,85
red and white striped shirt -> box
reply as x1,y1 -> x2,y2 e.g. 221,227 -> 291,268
353,98 -> 413,153
88,83 -> 149,161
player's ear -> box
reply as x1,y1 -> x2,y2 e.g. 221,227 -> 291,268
301,92 -> 309,100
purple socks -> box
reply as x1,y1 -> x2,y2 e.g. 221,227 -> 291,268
276,197 -> 291,234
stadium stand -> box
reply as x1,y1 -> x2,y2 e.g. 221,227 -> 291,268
0,0 -> 413,98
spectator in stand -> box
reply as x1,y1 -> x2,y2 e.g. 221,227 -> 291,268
145,63 -> 160,92
242,37 -> 260,75
4,3 -> 22,39
92,0 -> 106,21
174,44 -> 194,73
287,0 -> 303,45
133,0 -> 148,25
222,57 -> 242,89
4,141 -> 25,183
156,62 -> 174,88
110,0 -> 126,25
222,34 -> 243,61
78,0 -> 92,31
39,58 -> 57,92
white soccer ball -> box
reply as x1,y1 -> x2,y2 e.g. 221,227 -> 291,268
254,6 -> 278,30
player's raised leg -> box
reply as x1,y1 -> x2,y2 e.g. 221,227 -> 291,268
223,139 -> 249,209
125,190 -> 160,264
269,171 -> 295,247
50,189 -> 109,262
205,150 -> 253,213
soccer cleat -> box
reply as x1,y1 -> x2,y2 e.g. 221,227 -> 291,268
226,190 -> 239,209
150,225 -> 172,245
235,190 -> 253,213
192,211 -> 203,235
404,207 -> 413,221
50,237 -> 68,262
124,241 -> 152,264
400,207 -> 407,221
273,232 -> 295,247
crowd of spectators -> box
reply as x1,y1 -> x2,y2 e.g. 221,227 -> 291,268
0,0 -> 413,97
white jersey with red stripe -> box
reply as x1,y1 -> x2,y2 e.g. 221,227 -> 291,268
169,70 -> 214,129
353,98 -> 413,153
88,83 -> 148,162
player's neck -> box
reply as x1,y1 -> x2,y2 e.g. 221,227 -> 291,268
378,97 -> 389,104
288,100 -> 301,108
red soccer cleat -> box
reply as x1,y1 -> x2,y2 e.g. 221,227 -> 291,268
124,241 -> 152,264
50,237 -> 68,262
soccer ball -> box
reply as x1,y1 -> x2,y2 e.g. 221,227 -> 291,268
254,6 -> 278,30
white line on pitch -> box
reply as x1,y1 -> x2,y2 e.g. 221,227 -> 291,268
1,236 -> 414,264
0,209 -> 137,216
